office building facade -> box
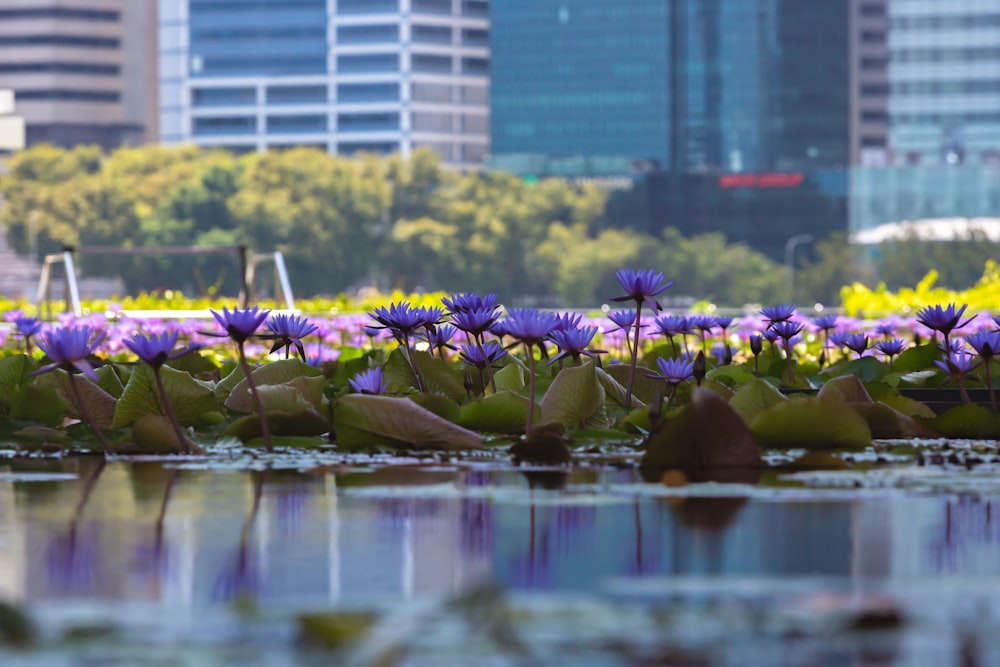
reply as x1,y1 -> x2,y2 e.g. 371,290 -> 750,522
159,0 -> 490,169
491,0 -> 857,175
0,0 -> 157,149
888,0 -> 1000,165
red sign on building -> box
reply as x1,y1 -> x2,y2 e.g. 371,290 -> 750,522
717,172 -> 805,189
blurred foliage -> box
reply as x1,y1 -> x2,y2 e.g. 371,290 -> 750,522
5,144 -> 996,309
841,261 -> 1000,317
2,145 -> 786,307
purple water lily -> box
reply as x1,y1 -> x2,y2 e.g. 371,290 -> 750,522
504,308 -> 560,437
263,313 -> 317,361
548,326 -> 606,366
348,367 -> 388,395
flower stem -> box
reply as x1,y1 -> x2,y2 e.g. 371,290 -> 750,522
237,342 -> 273,452
624,300 -> 643,409
477,333 -> 497,394
153,367 -> 198,454
400,336 -> 427,392
987,361 -> 997,411
524,342 -> 537,439
957,376 -> 972,405
67,372 -> 115,455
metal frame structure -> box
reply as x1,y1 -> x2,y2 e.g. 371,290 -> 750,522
35,245 -> 295,317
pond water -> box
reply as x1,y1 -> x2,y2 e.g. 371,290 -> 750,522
1,455 -> 1000,665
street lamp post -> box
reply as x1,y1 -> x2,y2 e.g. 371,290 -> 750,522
784,233 -> 814,304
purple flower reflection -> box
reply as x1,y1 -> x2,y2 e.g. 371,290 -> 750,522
212,543 -> 262,602
460,498 -> 494,558
927,499 -> 1000,574
45,526 -> 101,596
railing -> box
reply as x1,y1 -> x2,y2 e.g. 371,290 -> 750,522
35,245 -> 296,318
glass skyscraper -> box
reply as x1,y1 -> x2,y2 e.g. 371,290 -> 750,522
159,0 -> 490,169
888,0 -> 1000,166
490,0 -> 851,174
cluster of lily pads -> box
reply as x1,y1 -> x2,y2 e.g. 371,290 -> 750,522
1,268 -> 998,465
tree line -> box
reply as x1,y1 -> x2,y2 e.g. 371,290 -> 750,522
0,144 -> 996,307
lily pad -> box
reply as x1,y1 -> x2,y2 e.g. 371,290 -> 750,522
385,349 -> 466,402
641,387 -> 761,468
40,372 -> 117,429
926,404 -> 1000,439
604,363 -> 662,406
226,408 -> 329,442
131,414 -> 190,453
750,394 -> 871,450
457,390 -> 537,434
493,363 -> 526,392
8,384 -> 67,426
334,394 -> 483,450
729,377 -> 788,425
113,364 -> 216,428
539,361 -> 609,430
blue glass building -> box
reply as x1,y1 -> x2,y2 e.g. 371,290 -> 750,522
490,0 -> 851,174
159,0 -> 491,169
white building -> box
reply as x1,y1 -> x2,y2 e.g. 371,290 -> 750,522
158,0 -> 489,170
888,0 -> 1000,165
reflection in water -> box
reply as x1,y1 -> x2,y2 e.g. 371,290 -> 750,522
3,461 -> 1000,610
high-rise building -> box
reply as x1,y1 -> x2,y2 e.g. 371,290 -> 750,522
851,0 -> 889,166
159,0 -> 490,170
491,0 -> 858,175
0,1 -> 157,149
887,0 -> 1000,166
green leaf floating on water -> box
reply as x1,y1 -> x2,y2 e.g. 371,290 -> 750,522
334,394 -> 483,451
604,363 -> 659,406
728,376 -> 788,425
823,356 -> 886,383
0,354 -> 30,392
8,384 -> 67,426
37,371 -> 117,430
493,362 -> 525,392
540,360 -> 609,429
409,392 -> 461,422
458,390 -> 537,434
95,365 -> 125,399
641,387 -> 760,468
927,404 -> 1000,439
750,393 -> 871,449
112,364 -> 216,429
817,374 -> 937,439
226,408 -> 329,442
131,414 -> 188,453
891,343 -> 942,374
385,348 -> 466,402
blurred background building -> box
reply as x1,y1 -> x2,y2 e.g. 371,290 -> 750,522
0,1 -> 158,149
158,0 -> 490,170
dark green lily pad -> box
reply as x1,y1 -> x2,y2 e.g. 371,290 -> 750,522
926,404 -> 1000,439
539,361 -> 609,430
8,384 -> 67,426
385,349 -> 466,402
458,390 -> 537,434
750,394 -> 872,450
604,363 -> 661,406
892,343 -> 942,373
641,387 -> 761,468
334,394 -> 483,450
409,393 -> 461,423
113,364 -> 216,428
729,377 -> 788,425
226,408 -> 330,442
493,362 -> 526,392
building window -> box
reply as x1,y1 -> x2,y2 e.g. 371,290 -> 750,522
461,114 -> 488,133
461,29 -> 489,47
858,3 -> 885,18
412,0 -> 452,15
861,111 -> 887,123
412,25 -> 452,44
192,87 -> 257,107
412,112 -> 453,132
860,57 -> 885,70
337,112 -> 400,132
0,35 -> 119,48
0,8 -> 119,20
412,54 -> 452,73
860,31 -> 885,44
338,83 -> 400,103
861,84 -> 888,97
337,0 -> 398,13
339,141 -> 399,155
267,85 -> 327,104
337,54 -> 399,73
193,116 -> 257,136
461,85 -> 488,105
15,89 -> 120,102
462,0 -> 488,18
462,57 -> 489,75
336,24 -> 400,44
0,62 -> 120,76
267,114 -> 328,133
412,83 -> 452,102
